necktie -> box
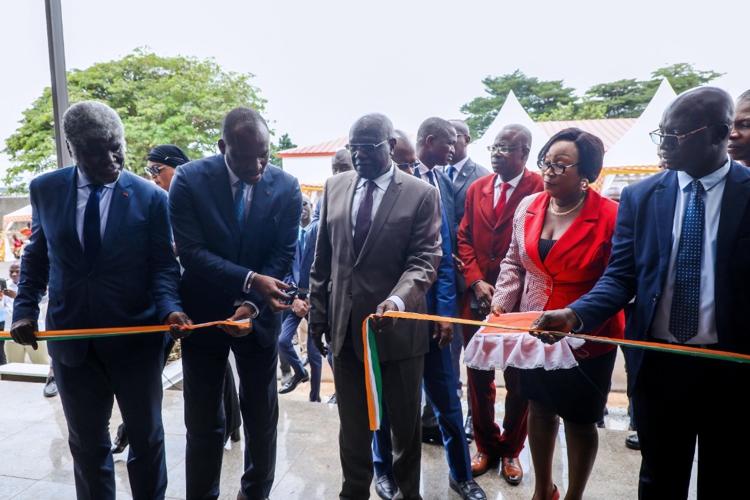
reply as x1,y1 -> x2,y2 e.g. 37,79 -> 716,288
83,184 -> 104,266
494,182 -> 510,220
426,170 -> 436,187
300,227 -> 306,252
669,180 -> 705,343
353,180 -> 376,256
448,166 -> 456,182
235,180 -> 246,232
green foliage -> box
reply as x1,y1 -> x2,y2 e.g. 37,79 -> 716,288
460,70 -> 576,138
2,48 -> 267,192
463,63 -> 725,131
270,133 -> 297,169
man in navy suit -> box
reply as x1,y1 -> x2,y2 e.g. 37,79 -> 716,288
534,87 -> 750,499
11,101 -> 188,500
169,106 -> 301,500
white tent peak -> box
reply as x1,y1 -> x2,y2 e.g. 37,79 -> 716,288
604,78 -> 677,168
467,90 -> 551,168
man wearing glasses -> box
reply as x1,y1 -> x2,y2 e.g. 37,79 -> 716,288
457,124 -> 543,484
309,113 -> 442,500
534,86 -> 750,499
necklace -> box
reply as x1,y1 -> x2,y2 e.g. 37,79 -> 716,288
549,192 -> 587,217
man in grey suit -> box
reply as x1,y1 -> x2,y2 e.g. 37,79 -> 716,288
309,113 -> 442,500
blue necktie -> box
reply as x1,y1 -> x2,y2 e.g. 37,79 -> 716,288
669,180 -> 705,343
235,180 -> 246,232
448,166 -> 456,182
300,227 -> 306,252
83,184 -> 104,266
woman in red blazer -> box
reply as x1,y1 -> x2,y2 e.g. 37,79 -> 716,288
490,128 -> 624,500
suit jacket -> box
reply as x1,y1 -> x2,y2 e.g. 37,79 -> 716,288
493,190 -> 624,359
13,167 -> 182,367
169,155 -> 302,348
457,169 -> 544,317
570,160 -> 750,393
309,166 -> 442,362
448,158 -> 490,292
425,205 -> 456,318
286,226 -> 315,292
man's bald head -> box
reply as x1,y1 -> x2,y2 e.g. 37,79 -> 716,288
393,130 -> 417,174
348,113 -> 396,179
729,90 -> 750,166
658,86 -> 734,177
331,149 -> 353,175
499,124 -> 532,149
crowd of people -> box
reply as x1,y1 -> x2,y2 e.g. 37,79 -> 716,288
5,85 -> 750,500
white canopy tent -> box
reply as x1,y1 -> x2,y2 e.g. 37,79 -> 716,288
467,90 -> 551,169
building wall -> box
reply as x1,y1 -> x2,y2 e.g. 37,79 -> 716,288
0,197 -> 30,220
279,155 -> 334,186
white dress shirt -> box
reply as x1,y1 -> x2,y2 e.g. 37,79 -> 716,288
494,170 -> 525,207
446,157 -> 470,183
76,169 -> 117,248
351,163 -> 404,311
651,158 -> 730,344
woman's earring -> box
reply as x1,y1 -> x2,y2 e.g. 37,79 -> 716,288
581,179 -> 589,191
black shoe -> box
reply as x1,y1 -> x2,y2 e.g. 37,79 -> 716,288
375,474 -> 397,500
278,369 -> 309,394
111,423 -> 128,454
464,414 -> 474,442
422,425 -> 442,445
625,433 -> 640,450
327,393 -> 338,405
43,375 -> 58,398
449,475 -> 487,500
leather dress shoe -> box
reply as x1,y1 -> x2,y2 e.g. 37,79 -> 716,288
470,452 -> 498,477
375,474 -> 397,500
422,425 -> 442,445
625,433 -> 640,450
449,475 -> 487,500
43,375 -> 58,398
464,414 -> 474,442
278,369 -> 309,394
111,423 -> 128,454
501,457 -> 523,485
236,491 -> 269,500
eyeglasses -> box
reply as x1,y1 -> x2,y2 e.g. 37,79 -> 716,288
396,161 -> 420,170
487,145 -> 523,154
145,165 -> 166,176
537,160 -> 578,175
649,125 -> 711,147
345,139 -> 389,155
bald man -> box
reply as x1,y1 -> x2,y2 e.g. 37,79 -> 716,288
332,148 -> 355,175
729,90 -> 750,166
393,130 -> 419,175
534,87 -> 750,499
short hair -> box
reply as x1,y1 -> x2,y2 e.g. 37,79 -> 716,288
538,127 -> 604,182
417,117 -> 453,146
738,89 -> 750,102
350,113 -> 394,141
63,101 -> 125,158
222,107 -> 268,144
499,124 -> 532,149
332,148 -> 351,162
449,119 -> 470,136
393,129 -> 414,148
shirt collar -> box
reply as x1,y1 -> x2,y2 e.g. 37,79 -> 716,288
677,157 -> 731,193
450,157 -> 470,174
494,169 -> 525,189
225,155 -> 242,186
357,162 -> 396,191
415,161 -> 430,177
76,168 -> 117,189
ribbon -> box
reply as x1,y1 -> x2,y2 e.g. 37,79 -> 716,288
0,320 -> 250,342
360,310 -> 750,430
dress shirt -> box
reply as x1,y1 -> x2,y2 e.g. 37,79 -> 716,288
351,163 -> 404,312
651,158 -> 730,344
76,169 -> 116,249
447,157 -> 470,183
493,170 -> 525,207
414,162 -> 441,199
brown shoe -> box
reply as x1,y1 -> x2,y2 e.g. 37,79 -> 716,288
470,452 -> 499,477
501,457 -> 523,485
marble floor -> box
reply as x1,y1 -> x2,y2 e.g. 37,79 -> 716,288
0,369 -> 698,500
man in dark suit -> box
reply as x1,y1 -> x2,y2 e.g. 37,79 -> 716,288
309,113 -> 442,500
445,119 -> 491,422
11,101 -> 189,500
729,89 -> 750,166
169,107 -> 301,500
457,124 -> 543,484
534,86 -> 750,499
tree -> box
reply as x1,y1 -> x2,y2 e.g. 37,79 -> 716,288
2,48 -> 267,192
650,62 -> 724,94
270,133 -> 297,169
460,70 -> 576,138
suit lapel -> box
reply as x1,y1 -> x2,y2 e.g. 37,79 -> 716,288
344,175 -> 357,260
653,171 -> 678,284
61,168 -> 85,263
99,172 -> 133,261
208,156 -> 241,249
717,161 -> 750,265
524,192 -> 548,274
357,170 -> 403,264
246,168 -> 274,237
453,160 -> 473,194
544,189 -> 600,273
480,174 -> 497,228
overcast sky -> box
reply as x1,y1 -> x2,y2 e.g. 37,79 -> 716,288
1,0 -> 748,179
